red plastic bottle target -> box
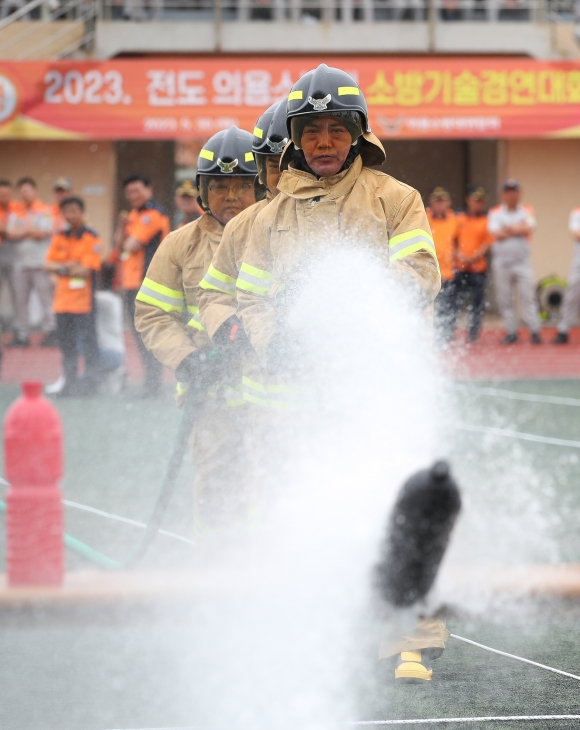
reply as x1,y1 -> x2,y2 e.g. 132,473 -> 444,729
4,381 -> 64,586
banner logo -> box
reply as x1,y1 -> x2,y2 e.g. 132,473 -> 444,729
0,74 -> 18,124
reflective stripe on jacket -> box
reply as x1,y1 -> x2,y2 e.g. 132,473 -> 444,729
134,213 -> 222,372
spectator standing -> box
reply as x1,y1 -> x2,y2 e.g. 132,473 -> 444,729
488,179 -> 542,344
455,185 -> 493,342
0,179 -> 19,333
7,177 -> 56,347
44,196 -> 102,396
553,206 -> 580,344
95,262 -> 126,394
175,180 -> 202,228
427,186 -> 458,344
51,177 -> 73,235
113,174 -> 170,398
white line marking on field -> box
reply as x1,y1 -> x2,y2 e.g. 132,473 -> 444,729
455,384 -> 580,407
1,477 -> 194,546
351,718 -> 580,725
456,423 -> 580,449
104,718 -> 580,729
62,500 -> 195,546
451,634 -> 580,682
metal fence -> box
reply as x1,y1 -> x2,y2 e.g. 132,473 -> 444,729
100,0 -> 579,21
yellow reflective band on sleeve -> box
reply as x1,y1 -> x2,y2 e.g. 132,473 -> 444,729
186,304 -> 206,332
199,264 -> 237,296
199,149 -> 214,161
389,229 -> 437,263
236,262 -> 272,296
288,90 -> 303,101
136,277 -> 185,313
338,86 -> 360,96
245,152 -> 254,162
253,126 -> 263,139
242,375 -> 269,407
224,386 -> 245,408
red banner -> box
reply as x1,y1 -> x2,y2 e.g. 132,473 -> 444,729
1,57 -> 580,140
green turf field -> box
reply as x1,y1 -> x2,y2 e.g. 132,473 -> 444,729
0,381 -> 579,730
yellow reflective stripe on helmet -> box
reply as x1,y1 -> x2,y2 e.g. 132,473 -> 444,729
389,229 -> 437,263
288,90 -> 303,101
236,262 -> 272,296
338,86 -> 360,96
199,264 -> 236,296
253,126 -> 263,139
136,277 -> 185,313
245,151 -> 254,162
200,149 -> 214,161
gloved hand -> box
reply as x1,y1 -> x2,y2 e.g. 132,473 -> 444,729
213,316 -> 252,353
174,345 -> 224,389
266,332 -> 296,376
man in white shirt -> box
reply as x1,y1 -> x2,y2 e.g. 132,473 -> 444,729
487,179 -> 542,344
553,208 -> 580,344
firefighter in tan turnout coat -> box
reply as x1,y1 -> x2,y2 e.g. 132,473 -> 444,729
235,64 -> 446,683
134,126 -> 258,528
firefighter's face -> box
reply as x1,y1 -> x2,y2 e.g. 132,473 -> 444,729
207,176 -> 256,225
300,118 -> 352,177
266,155 -> 282,195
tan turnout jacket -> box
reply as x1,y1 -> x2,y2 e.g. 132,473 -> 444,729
236,155 -> 441,363
134,213 -> 223,371
198,197 -> 270,339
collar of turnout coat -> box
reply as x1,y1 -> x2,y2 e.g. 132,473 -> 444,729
197,211 -> 226,243
280,130 -> 386,171
278,155 -> 364,200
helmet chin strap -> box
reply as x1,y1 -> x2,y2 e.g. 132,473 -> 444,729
291,138 -> 362,179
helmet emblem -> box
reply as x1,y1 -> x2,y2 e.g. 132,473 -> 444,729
266,137 -> 288,154
308,94 -> 331,111
217,158 -> 238,173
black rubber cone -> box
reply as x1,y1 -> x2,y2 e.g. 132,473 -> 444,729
375,461 -> 461,608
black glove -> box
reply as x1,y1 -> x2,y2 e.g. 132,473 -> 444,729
266,332 -> 296,376
213,316 -> 251,353
175,345 -> 223,388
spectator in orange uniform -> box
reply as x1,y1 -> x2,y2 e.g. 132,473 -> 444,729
7,177 -> 55,348
113,174 -> 170,398
427,186 -> 458,344
0,179 -> 19,335
455,185 -> 492,342
44,196 -> 102,397
52,177 -> 73,235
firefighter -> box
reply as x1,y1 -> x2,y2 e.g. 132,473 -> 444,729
488,179 -> 542,344
134,127 -> 258,528
197,101 -> 287,507
553,205 -> 580,344
235,64 -> 445,683
197,100 -> 287,384
427,187 -> 458,345
455,185 -> 492,343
